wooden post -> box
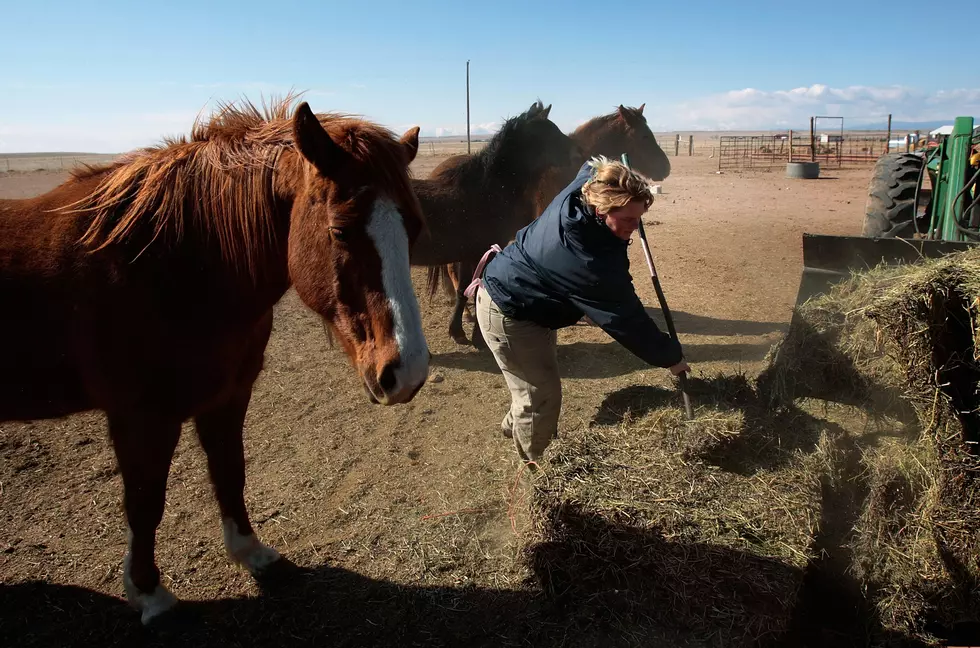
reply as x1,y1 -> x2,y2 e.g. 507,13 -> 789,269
885,113 -> 892,153
788,130 -> 793,162
809,117 -> 816,162
466,60 -> 471,155
688,135 -> 694,156
674,133 -> 680,156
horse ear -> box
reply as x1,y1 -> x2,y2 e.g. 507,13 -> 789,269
637,103 -> 645,115
292,101 -> 345,174
528,101 -> 542,117
400,126 -> 420,164
541,104 -> 552,120
617,104 -> 629,120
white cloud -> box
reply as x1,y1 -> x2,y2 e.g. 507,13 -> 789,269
4,83 -> 977,153
657,84 -> 980,131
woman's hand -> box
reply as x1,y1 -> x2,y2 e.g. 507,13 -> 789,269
668,360 -> 690,376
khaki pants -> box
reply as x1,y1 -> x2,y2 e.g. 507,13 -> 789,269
475,287 -> 561,462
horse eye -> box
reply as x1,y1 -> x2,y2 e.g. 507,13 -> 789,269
329,226 -> 348,241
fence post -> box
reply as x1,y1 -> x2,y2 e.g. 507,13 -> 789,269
674,134 -> 680,156
788,130 -> 793,162
688,135 -> 693,156
809,117 -> 816,163
885,114 -> 892,153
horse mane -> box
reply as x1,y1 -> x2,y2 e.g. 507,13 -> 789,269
64,93 -> 420,278
572,106 -> 645,141
432,100 -> 549,184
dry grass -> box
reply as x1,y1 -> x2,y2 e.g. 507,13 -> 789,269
513,248 -> 980,647
520,373 -> 828,647
760,247 -> 980,645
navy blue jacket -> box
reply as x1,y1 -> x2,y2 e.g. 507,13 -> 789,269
481,162 -> 683,368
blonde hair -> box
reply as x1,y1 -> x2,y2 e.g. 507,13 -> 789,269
581,155 -> 655,214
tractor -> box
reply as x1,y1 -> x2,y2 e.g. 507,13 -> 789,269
784,116 -> 980,449
795,115 -> 980,306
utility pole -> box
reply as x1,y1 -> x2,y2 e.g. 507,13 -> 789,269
466,60 -> 471,154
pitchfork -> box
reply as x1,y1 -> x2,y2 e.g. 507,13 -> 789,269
621,153 -> 694,419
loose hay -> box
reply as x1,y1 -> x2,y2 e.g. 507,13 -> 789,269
762,247 -> 980,644
522,375 -> 826,647
520,248 -> 980,646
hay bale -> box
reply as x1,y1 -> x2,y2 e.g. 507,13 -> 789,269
522,375 -> 825,647
761,247 -> 980,644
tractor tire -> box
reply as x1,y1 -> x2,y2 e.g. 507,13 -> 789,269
862,152 -> 929,238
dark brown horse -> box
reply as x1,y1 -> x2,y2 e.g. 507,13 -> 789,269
534,103 -> 669,214
409,100 -> 579,346
429,104 -> 670,342
0,96 -> 429,624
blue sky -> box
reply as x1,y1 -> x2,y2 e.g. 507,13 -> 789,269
1,0 -> 977,152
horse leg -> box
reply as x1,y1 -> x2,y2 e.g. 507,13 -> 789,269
449,259 -> 475,345
448,263 -> 476,323
108,415 -> 182,625
195,388 -> 280,576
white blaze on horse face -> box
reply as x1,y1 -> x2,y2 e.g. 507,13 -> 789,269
365,197 -> 430,402
222,518 -> 280,574
123,527 -> 178,625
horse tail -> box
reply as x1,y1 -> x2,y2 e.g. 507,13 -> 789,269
426,265 -> 445,300
425,264 -> 456,300
425,266 -> 439,301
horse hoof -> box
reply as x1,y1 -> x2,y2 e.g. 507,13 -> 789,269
450,332 -> 469,345
223,518 -> 282,576
229,535 -> 281,576
123,553 -> 179,625
243,544 -> 282,575
125,581 -> 179,626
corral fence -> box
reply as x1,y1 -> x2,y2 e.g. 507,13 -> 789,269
0,154 -> 121,173
717,134 -> 905,171
717,114 -> 928,171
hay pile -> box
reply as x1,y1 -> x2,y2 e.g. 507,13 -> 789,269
522,375 -> 828,647
523,247 -> 980,647
762,248 -> 980,644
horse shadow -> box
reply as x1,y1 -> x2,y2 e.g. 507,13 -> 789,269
0,519 -> 936,648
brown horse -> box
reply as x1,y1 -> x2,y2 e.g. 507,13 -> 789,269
0,96 -> 429,624
409,100 -> 579,346
429,104 -> 670,341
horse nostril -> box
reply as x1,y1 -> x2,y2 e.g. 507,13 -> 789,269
379,362 -> 398,394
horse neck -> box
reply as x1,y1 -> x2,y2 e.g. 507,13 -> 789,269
484,139 -> 557,190
571,125 -> 621,162
129,156 -> 296,322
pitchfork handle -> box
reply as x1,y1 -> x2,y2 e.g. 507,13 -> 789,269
621,154 -> 694,419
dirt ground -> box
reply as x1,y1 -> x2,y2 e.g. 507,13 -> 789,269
0,151 -> 870,647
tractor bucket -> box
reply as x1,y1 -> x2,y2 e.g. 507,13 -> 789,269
794,233 -> 975,309
764,233 -> 977,408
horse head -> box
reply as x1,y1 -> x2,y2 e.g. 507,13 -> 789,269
286,102 -> 429,405
612,104 -> 671,181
